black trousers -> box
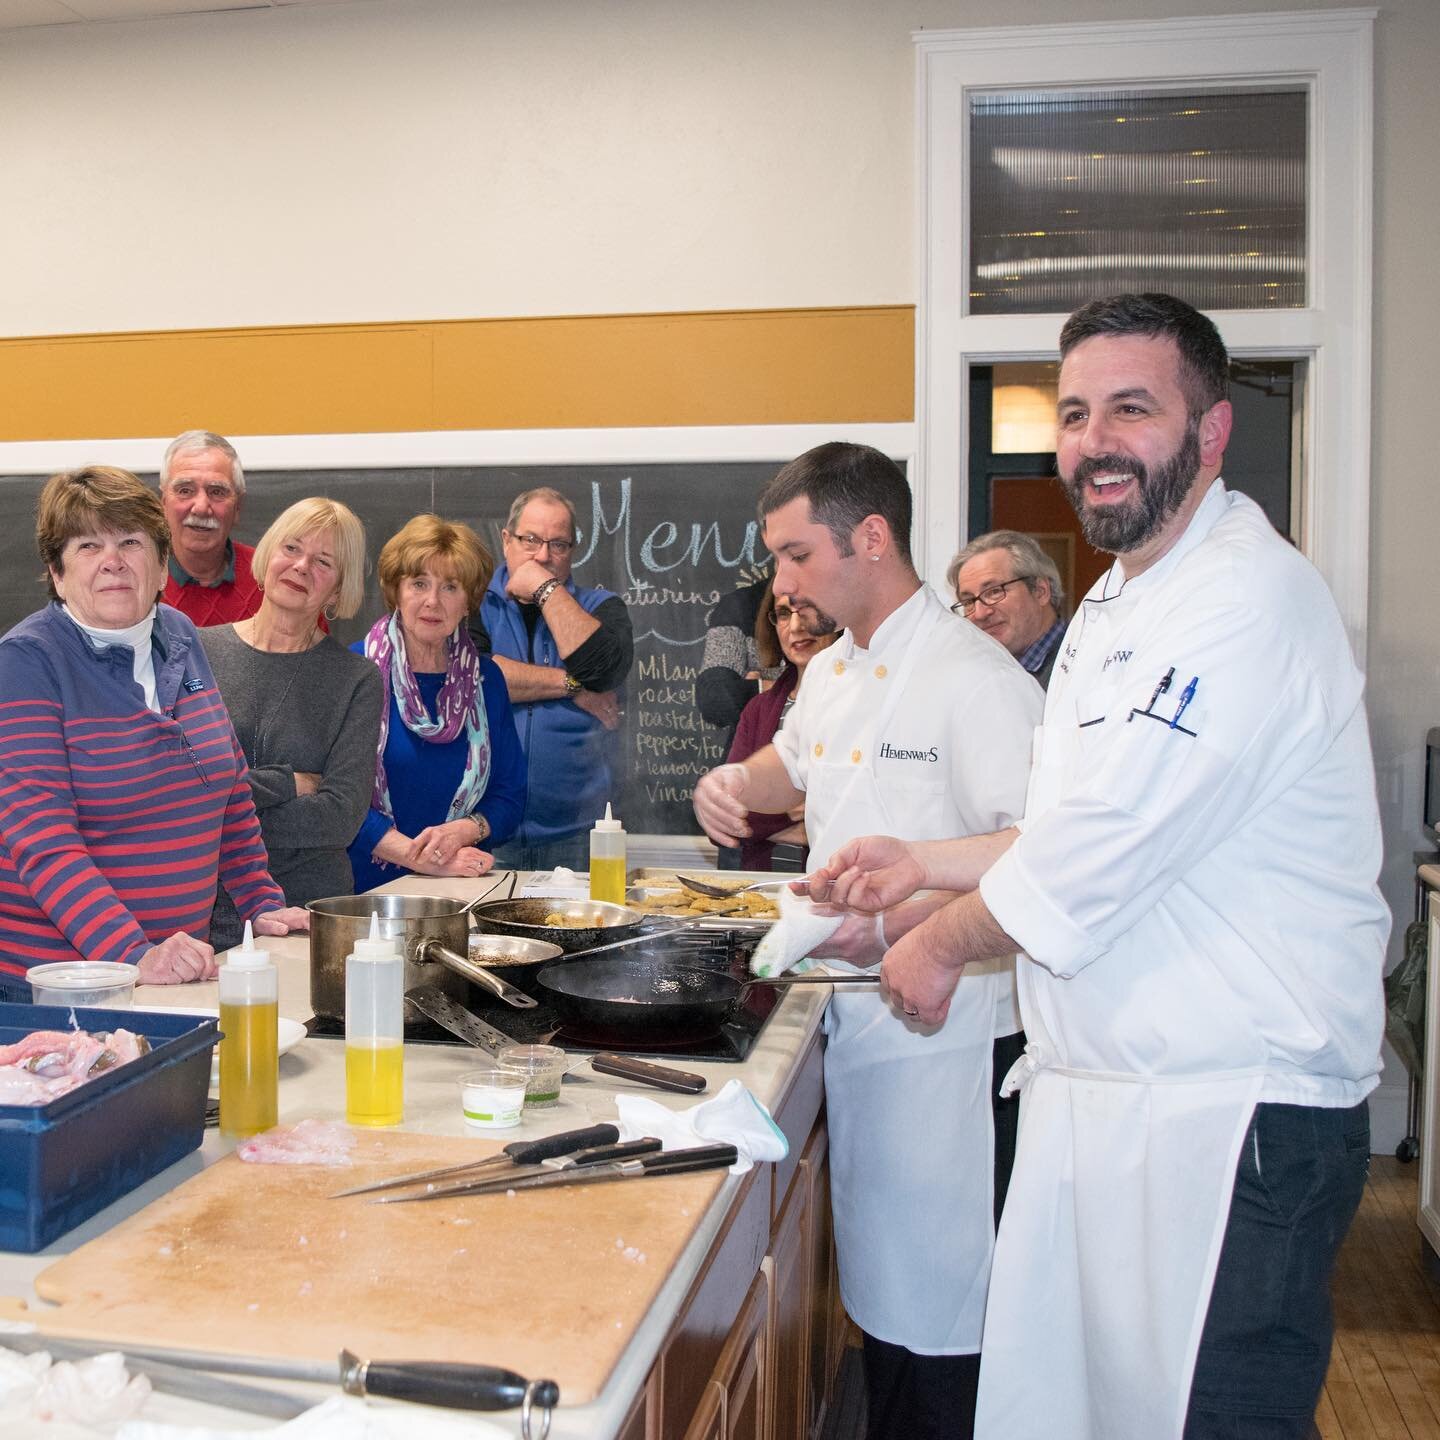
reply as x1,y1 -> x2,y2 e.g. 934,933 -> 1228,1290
1183,1100 -> 1370,1440
860,1029 -> 1025,1440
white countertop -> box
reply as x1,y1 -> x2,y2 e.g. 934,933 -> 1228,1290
0,873 -> 826,1439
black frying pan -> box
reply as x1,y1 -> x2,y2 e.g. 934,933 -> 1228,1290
534,956 -> 878,1044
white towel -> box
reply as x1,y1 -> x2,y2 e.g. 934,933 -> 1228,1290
748,887 -> 844,978
615,1079 -> 788,1175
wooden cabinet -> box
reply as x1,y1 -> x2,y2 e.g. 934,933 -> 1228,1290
645,1025 -> 844,1440
768,1160 -> 810,1440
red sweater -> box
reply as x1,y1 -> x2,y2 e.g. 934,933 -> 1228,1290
726,664 -> 802,871
162,540 -> 262,628
0,603 -> 285,982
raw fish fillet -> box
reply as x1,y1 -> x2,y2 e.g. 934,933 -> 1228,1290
237,1118 -> 358,1166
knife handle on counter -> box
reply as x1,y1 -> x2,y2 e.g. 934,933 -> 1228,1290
503,1122 -> 620,1165
549,1137 -> 663,1168
340,1348 -> 559,1412
639,1142 -> 739,1175
591,1053 -> 707,1093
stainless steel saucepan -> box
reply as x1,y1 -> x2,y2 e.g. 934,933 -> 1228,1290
308,892 -> 550,1025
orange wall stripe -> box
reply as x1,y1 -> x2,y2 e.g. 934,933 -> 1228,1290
0,306 -> 914,441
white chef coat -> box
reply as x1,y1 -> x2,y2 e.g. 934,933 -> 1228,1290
975,481 -> 1389,1438
774,584 -> 1042,1353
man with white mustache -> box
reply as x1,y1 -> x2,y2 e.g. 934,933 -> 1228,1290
159,429 -> 261,627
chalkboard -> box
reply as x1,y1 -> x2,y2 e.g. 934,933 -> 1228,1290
0,462 -> 780,835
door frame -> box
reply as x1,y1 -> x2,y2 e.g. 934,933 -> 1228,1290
914,9 -> 1375,659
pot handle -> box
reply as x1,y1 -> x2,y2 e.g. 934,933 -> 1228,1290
419,939 -> 540,1009
460,872 -> 511,921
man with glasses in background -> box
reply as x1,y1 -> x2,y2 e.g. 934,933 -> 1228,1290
474,486 -> 634,871
947,530 -> 1066,689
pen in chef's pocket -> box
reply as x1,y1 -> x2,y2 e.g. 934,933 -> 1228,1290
1131,666 -> 1174,721
1170,676 -> 1199,729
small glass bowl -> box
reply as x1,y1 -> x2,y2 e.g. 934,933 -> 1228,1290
496,1044 -> 567,1109
27,961 -> 137,1009
457,1066 -> 529,1131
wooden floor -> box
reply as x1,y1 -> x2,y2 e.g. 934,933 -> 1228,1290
1320,1156 -> 1440,1439
823,1156 -> 1440,1440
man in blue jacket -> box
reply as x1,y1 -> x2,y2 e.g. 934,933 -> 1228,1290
475,486 -> 634,871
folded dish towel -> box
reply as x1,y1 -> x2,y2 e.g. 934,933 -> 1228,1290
116,1394 -> 510,1440
748,887 -> 844,978
615,1079 -> 788,1175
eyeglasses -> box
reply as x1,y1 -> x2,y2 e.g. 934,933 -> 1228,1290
951,576 -> 1033,616
507,531 -> 575,557
770,605 -> 816,626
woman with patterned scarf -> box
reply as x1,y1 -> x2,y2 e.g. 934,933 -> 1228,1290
348,516 -> 526,893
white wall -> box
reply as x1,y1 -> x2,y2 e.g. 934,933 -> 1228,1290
0,0 -> 916,334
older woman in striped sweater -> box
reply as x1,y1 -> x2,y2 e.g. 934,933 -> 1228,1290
0,466 -> 308,999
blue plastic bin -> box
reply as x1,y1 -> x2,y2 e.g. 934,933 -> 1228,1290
0,1003 -> 218,1252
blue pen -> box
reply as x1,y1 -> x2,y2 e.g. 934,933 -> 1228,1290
1171,676 -> 1199,729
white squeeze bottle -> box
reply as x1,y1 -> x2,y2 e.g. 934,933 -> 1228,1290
346,912 -> 404,1126
589,803 -> 627,904
218,921 -> 279,1140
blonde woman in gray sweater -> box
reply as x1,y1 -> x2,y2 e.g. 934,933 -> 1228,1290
201,498 -> 383,949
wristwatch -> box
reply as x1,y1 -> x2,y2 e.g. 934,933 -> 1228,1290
563,672 -> 583,695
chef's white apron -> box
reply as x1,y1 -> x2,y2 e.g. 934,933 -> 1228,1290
810,600 -> 1012,1354
975,600 -> 1261,1438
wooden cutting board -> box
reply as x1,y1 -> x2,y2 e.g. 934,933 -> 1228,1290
23,1130 -> 726,1404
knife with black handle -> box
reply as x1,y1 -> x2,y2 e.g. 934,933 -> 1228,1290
331,1121 -> 621,1199
340,1348 -> 559,1413
433,1141 -> 740,1198
382,1137 -> 665,1203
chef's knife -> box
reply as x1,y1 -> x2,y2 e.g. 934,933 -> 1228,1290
329,1120 -> 621,1199
0,1329 -> 311,1420
590,1052 -> 707,1094
407,982 -> 709,1094
422,1141 -> 740,1198
379,1137 -> 665,1203
339,1349 -> 559,1413
2,1330 -> 562,1416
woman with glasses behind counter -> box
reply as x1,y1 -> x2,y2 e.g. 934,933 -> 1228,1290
724,581 -> 838,871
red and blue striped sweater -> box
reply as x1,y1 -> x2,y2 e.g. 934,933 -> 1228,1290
0,602 -> 285,983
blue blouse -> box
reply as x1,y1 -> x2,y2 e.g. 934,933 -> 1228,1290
348,649 -> 527,894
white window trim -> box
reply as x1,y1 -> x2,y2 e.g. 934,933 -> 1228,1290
915,9 -> 1375,662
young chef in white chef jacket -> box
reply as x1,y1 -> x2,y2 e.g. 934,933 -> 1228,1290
693,442 -> 1043,1440
808,295 -> 1388,1440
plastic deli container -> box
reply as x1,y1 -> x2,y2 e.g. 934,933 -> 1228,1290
0,1003 -> 219,1252
458,1066 -> 528,1131
26,961 -> 137,1008
497,1044 -> 567,1109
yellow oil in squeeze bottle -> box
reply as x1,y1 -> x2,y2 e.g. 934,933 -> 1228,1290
589,802 -> 627,904
218,920 -> 278,1139
345,912 -> 404,1126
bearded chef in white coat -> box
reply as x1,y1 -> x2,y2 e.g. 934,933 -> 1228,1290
693,441 -> 1042,1440
809,295 -> 1387,1440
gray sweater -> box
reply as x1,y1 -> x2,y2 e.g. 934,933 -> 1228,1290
200,625 -> 383,947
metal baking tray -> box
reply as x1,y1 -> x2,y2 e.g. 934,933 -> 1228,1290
626,867 -> 784,932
